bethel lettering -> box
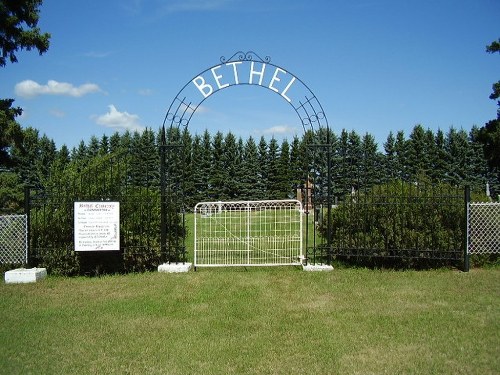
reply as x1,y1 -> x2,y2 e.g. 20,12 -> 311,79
192,62 -> 297,103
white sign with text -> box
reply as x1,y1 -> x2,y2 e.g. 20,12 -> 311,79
74,202 -> 120,251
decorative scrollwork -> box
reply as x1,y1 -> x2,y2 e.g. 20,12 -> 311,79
220,51 -> 271,64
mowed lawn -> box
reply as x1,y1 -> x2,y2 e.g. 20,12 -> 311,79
1,267 -> 499,374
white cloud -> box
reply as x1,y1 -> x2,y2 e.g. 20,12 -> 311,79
83,51 -> 114,58
15,80 -> 102,98
179,102 -> 209,114
164,0 -> 235,12
262,125 -> 297,135
138,88 -> 153,96
49,109 -> 66,118
94,105 -> 145,132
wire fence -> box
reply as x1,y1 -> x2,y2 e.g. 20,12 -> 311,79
0,214 -> 28,264
468,202 -> 500,255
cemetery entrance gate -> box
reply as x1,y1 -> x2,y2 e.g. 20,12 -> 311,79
26,51 -> 334,273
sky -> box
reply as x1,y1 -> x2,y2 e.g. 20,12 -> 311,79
1,0 -> 499,151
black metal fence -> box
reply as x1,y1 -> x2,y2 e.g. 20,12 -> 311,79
27,148 -> 186,275
303,180 -> 467,269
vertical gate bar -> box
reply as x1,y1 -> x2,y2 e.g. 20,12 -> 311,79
464,185 -> 470,272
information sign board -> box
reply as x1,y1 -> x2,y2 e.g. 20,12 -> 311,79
74,202 -> 120,251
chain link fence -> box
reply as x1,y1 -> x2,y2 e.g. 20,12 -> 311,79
468,203 -> 500,255
0,214 -> 28,264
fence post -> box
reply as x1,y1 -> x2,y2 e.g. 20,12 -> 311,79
464,185 -> 470,272
24,186 -> 31,266
160,127 -> 167,263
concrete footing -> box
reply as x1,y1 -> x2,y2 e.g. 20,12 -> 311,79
158,263 -> 192,273
5,268 -> 47,284
302,264 -> 334,272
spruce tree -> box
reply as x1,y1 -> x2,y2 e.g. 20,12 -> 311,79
383,131 -> 396,181
394,131 -> 408,180
289,136 -> 304,197
407,124 -> 427,179
109,132 -> 121,154
222,132 -> 239,199
181,127 -> 194,208
36,135 -> 56,183
266,137 -> 280,199
199,130 -> 212,201
257,136 -> 268,199
277,139 -> 292,199
360,132 -> 381,188
240,136 -> 260,200
209,131 -> 225,200
12,127 -> 40,188
433,129 -> 449,183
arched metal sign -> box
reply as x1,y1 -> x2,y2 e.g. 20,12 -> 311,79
162,51 -> 329,133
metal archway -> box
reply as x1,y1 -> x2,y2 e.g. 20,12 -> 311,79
160,51 -> 333,266
162,51 -> 329,134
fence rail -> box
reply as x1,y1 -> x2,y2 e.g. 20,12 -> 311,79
0,214 -> 28,264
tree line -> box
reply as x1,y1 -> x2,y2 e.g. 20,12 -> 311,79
0,122 -> 496,214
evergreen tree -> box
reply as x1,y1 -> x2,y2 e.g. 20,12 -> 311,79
36,134 -> 56,182
0,99 -> 23,169
234,137 -> 245,198
266,137 -> 280,199
71,140 -> 87,166
109,132 -> 121,154
240,136 -> 260,200
257,136 -> 268,199
407,124 -> 427,179
12,126 -> 40,187
209,131 -> 225,199
289,136 -> 304,197
347,130 -> 362,189
383,131 -> 396,181
332,129 -> 349,196
99,134 -> 109,155
432,129 -> 449,182
394,131 -> 408,180
445,127 -> 468,185
222,132 -> 239,199
120,130 -> 132,151
199,130 -> 212,201
276,138 -> 292,198
87,135 -> 100,158
191,134 -> 204,205
468,127 -> 489,192
180,127 -> 194,208
360,132 -> 381,188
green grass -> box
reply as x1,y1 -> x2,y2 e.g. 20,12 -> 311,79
1,268 -> 499,374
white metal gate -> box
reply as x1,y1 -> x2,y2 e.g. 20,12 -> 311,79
468,202 -> 500,255
0,214 -> 28,264
194,200 -> 303,267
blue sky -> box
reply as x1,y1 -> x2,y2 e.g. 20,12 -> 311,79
1,0 -> 499,150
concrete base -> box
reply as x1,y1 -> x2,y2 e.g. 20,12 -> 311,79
158,262 -> 192,273
5,268 -> 47,284
302,264 -> 334,272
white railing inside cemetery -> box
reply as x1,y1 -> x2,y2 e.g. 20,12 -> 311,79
468,202 -> 500,255
0,214 -> 28,264
194,200 -> 303,267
